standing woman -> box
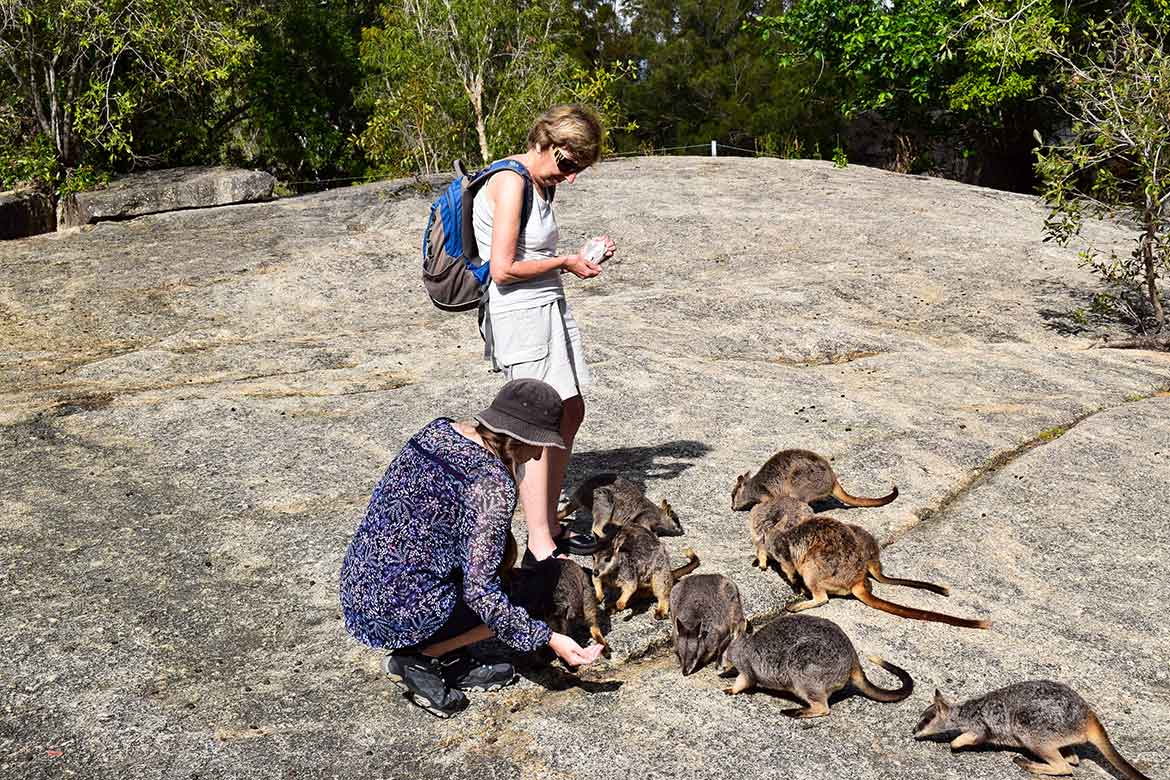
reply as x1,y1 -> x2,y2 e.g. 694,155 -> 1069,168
475,104 -> 616,565
339,379 -> 605,718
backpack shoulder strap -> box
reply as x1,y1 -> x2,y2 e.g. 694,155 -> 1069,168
460,159 -> 534,264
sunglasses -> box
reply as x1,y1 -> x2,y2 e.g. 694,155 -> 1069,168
552,146 -> 585,175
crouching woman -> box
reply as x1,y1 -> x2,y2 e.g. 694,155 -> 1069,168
339,379 -> 605,717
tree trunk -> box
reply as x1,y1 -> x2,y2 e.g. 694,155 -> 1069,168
471,73 -> 488,165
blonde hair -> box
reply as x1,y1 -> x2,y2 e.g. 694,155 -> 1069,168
527,104 -> 603,166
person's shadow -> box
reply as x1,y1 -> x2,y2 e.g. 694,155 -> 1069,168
558,440 -> 712,531
564,440 -> 711,490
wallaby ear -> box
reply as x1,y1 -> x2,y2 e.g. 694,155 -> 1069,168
933,689 -> 951,712
744,618 -> 754,635
660,498 -> 671,511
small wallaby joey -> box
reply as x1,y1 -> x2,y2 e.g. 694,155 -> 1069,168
592,524 -> 699,619
762,515 -> 990,629
722,613 -> 913,718
507,558 -> 609,656
914,682 -> 1151,780
747,495 -> 814,569
669,573 -> 748,676
558,473 -> 683,538
732,449 -> 898,511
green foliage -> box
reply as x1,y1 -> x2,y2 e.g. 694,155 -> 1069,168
612,0 -> 831,154
1035,21 -> 1170,332
0,133 -> 56,191
832,138 -> 848,168
754,0 -> 1063,124
357,0 -> 628,177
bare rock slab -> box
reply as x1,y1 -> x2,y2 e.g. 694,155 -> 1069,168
56,166 -> 276,228
0,188 -> 54,240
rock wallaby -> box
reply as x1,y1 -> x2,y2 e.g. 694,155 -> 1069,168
669,573 -> 748,676
762,515 -> 990,629
593,524 -> 699,619
507,558 -> 608,656
732,449 -> 898,511
722,613 -> 913,718
747,495 -> 814,569
914,682 -> 1150,780
559,473 -> 683,538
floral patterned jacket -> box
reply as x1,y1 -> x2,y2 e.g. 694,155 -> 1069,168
339,418 -> 551,652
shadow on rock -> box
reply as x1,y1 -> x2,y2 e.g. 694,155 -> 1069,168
565,439 -> 711,489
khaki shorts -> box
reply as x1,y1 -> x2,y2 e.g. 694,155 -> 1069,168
486,299 -> 591,400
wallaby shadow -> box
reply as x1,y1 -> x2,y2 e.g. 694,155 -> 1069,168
563,440 -> 711,494
912,736 -> 1133,780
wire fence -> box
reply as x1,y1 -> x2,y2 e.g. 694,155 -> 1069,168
281,141 -> 792,194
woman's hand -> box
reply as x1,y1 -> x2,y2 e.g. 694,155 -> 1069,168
548,632 -> 606,667
561,253 -> 603,279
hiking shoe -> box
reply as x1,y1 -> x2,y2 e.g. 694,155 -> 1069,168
554,526 -> 601,556
382,653 -> 468,718
439,652 -> 518,692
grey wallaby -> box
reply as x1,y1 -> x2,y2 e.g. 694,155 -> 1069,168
559,473 -> 683,538
761,514 -> 990,629
592,524 -> 699,619
747,495 -> 814,570
732,449 -> 898,511
913,681 -> 1150,780
507,558 -> 608,657
722,613 -> 913,718
669,573 -> 748,676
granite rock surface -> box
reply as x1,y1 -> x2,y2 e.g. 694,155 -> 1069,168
1,157 -> 1167,780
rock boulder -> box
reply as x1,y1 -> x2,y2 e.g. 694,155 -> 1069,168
56,165 -> 276,228
0,187 -> 55,240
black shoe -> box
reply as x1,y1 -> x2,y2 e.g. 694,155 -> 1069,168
383,653 -> 468,718
553,527 -> 601,556
439,652 -> 517,691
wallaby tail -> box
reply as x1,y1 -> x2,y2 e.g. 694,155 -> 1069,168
1085,713 -> 1151,780
671,547 -> 700,581
850,655 -> 914,703
851,582 -> 990,629
832,480 -> 899,507
867,561 -> 950,596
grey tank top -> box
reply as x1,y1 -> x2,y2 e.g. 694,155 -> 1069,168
473,173 -> 564,314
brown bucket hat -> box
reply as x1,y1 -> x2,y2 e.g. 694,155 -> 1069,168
474,379 -> 566,449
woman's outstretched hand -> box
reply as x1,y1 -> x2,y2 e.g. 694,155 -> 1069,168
562,253 -> 602,279
548,632 -> 606,666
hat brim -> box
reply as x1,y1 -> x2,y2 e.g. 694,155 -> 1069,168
474,410 -> 566,449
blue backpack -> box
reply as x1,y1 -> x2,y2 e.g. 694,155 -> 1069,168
422,158 -> 551,312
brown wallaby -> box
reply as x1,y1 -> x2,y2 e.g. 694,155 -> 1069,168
914,682 -> 1151,780
592,524 -> 699,619
762,515 -> 990,629
559,473 -> 683,538
722,613 -> 913,717
507,558 -> 608,656
669,573 -> 748,676
747,495 -> 814,569
732,449 -> 898,511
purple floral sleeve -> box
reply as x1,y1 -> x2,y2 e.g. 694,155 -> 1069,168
460,477 -> 552,652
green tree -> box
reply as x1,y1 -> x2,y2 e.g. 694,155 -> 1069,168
0,0 -> 256,190
358,0 -> 627,176
616,0 -> 826,154
1035,21 -> 1170,341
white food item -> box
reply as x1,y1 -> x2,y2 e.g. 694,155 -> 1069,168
582,237 -> 607,263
